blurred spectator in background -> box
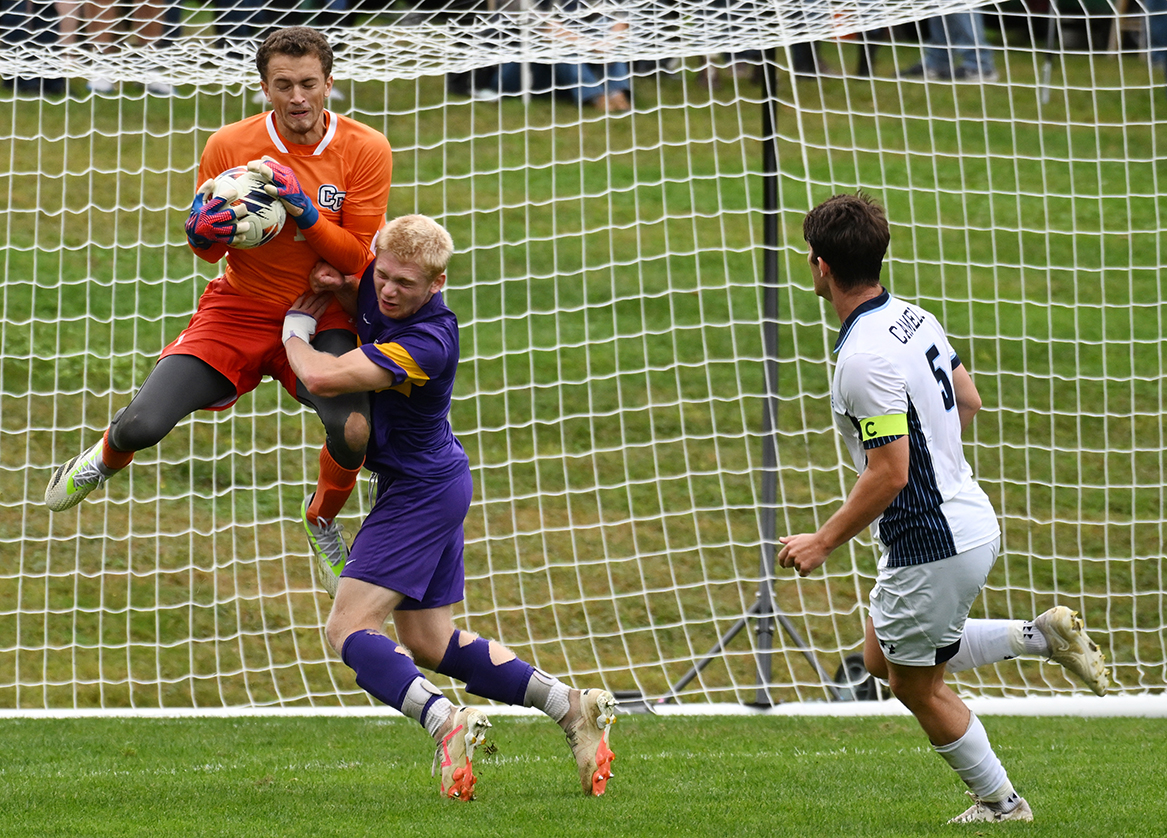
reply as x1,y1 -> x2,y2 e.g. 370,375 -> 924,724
477,0 -> 631,112
698,0 -> 764,90
263,0 -> 357,35
900,10 -> 997,82
1148,0 -> 1167,80
55,0 -> 82,48
0,0 -> 66,95
211,0 -> 267,55
86,0 -> 173,94
790,39 -> 837,79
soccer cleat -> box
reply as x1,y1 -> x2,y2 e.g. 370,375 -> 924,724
1034,606 -> 1109,696
301,494 -> 348,598
564,689 -> 617,796
433,707 -> 491,800
948,793 -> 1034,823
45,438 -> 115,512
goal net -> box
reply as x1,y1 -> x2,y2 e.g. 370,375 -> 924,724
2,0 -> 1164,711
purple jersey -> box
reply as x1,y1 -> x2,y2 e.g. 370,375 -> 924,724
355,267 -> 469,481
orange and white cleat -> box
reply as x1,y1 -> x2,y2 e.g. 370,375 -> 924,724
433,707 -> 491,800
564,689 -> 617,795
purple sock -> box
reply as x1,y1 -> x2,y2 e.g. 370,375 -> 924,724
436,629 -> 535,706
340,629 -> 426,711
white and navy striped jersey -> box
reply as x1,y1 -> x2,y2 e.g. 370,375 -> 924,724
830,290 -> 1000,567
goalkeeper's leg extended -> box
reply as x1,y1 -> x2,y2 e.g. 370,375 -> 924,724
45,355 -> 236,512
44,432 -> 127,511
295,328 -> 370,598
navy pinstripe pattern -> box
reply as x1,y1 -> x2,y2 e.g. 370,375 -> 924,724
867,402 -> 957,566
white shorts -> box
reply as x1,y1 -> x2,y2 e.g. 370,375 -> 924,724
868,539 -> 999,667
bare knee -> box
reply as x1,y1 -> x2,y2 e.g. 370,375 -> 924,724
344,411 -> 369,453
325,614 -> 354,655
398,634 -> 448,670
326,606 -> 377,655
396,625 -> 458,670
886,670 -> 946,717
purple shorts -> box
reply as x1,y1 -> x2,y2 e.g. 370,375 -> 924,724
342,468 -> 473,610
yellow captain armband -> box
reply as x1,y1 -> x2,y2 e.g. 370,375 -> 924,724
860,413 -> 908,441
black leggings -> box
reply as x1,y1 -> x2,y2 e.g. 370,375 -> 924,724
108,330 -> 370,469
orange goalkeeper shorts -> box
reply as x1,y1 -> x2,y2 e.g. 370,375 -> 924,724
158,276 -> 355,410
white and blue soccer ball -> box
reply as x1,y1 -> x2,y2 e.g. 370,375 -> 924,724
211,166 -> 286,249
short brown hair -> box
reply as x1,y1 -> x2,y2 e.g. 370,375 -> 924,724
256,26 -> 333,82
375,215 -> 455,281
802,192 -> 890,290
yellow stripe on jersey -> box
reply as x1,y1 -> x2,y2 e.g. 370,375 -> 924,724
373,342 -> 430,385
860,413 -> 908,441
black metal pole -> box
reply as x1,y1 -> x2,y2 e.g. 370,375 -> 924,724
753,45 -> 783,707
654,46 -> 843,707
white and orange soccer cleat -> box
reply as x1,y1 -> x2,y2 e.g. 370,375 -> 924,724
564,689 -> 617,796
433,707 -> 491,801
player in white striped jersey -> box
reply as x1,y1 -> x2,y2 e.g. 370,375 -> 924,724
779,193 -> 1106,824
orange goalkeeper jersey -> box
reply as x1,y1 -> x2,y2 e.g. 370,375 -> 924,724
192,110 -> 393,306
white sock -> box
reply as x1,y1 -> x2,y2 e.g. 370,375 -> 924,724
423,698 -> 456,739
400,676 -> 454,738
522,668 -> 571,722
1019,619 -> 1051,655
946,619 -> 1023,672
934,712 -> 1015,804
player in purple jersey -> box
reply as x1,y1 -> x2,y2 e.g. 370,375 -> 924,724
282,214 -> 617,800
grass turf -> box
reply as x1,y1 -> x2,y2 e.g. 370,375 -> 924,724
2,714 -> 1164,837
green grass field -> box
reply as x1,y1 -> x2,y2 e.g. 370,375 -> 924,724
2,714 -> 1165,837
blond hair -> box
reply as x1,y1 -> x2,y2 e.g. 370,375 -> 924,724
374,215 -> 454,281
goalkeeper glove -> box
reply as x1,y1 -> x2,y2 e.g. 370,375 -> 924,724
185,179 -> 249,250
248,156 -> 320,230
282,309 -> 318,345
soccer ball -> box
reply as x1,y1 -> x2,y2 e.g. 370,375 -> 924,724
210,166 -> 286,249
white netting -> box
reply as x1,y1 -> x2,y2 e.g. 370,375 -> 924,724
1,0 -> 1164,710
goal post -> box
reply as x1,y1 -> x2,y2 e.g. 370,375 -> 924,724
1,0 -> 1165,712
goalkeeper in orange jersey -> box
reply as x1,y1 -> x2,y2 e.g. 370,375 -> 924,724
45,26 -> 393,594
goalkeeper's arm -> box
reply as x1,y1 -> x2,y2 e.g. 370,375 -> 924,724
248,157 -> 381,276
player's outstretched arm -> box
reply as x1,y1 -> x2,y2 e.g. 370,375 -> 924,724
283,294 -> 394,397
